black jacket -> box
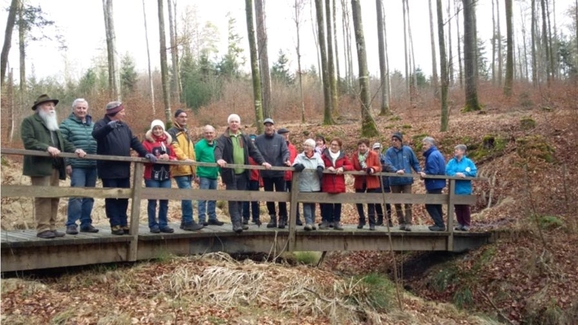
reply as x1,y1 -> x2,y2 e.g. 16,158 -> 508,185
92,115 -> 148,179
214,129 -> 265,184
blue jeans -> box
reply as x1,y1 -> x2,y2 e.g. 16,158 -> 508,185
243,180 -> 260,222
174,175 -> 194,224
198,177 -> 218,223
66,167 -> 97,228
145,179 -> 172,229
102,178 -> 131,227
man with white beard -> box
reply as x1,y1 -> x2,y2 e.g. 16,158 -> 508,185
21,94 -> 87,239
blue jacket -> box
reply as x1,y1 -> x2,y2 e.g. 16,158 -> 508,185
446,155 -> 477,195
422,146 -> 446,191
385,145 -> 421,186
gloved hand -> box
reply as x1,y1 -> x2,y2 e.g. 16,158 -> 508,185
293,164 -> 305,172
145,153 -> 157,163
366,167 -> 374,174
316,166 -> 324,180
107,120 -> 118,128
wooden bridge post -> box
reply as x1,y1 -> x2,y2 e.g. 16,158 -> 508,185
128,162 -> 145,261
447,179 -> 456,251
287,171 -> 299,251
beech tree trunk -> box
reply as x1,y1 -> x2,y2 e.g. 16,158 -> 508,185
376,0 -> 391,115
447,0 -> 454,85
142,0 -> 156,114
1,0 -> 18,84
531,0 -> 537,85
246,0 -> 264,133
455,0 -> 463,88
497,0 -> 503,86
428,0 -> 439,97
293,0 -> 306,123
103,0 -> 120,99
167,0 -> 180,104
462,0 -> 481,111
325,0 -> 339,117
157,0 -> 171,122
351,0 -> 378,137
540,0 -> 551,85
255,0 -> 271,118
504,0 -> 513,96
315,0 -> 333,125
18,0 -> 25,94
438,0 -> 449,131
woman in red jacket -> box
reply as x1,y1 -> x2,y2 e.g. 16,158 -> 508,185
320,138 -> 353,230
142,119 -> 177,233
352,139 -> 382,230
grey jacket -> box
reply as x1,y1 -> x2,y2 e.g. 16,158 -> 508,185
254,132 -> 289,178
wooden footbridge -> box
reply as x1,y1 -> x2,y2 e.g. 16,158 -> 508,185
1,149 -> 491,273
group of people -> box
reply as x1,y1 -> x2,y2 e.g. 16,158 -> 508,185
21,94 -> 477,239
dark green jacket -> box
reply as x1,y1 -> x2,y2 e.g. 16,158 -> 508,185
21,113 -> 76,179
59,113 -> 97,169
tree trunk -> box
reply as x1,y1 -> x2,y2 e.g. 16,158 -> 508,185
376,0 -> 391,115
447,0 -> 454,85
142,0 -> 156,114
18,0 -> 25,95
167,0 -> 180,104
540,0 -> 551,85
455,0 -> 463,88
315,0 -> 333,125
545,0 -> 555,80
402,0 -> 409,93
7,69 -> 14,141
332,0 -> 341,86
1,0 -> 18,84
491,0 -> 496,84
406,0 -> 417,100
103,0 -> 120,99
293,0 -> 306,123
531,0 -> 537,85
342,0 -> 354,90
351,0 -> 378,137
462,0 -> 481,111
428,0 -> 439,98
246,0 -> 264,133
325,0 -> 339,117
503,0 -> 513,96
157,0 -> 171,122
497,0 -> 502,86
255,0 -> 272,118
438,0 -> 449,131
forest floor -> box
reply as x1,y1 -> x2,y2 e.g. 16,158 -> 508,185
2,85 -> 578,324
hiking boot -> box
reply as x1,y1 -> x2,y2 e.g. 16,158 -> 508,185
461,226 -> 470,231
319,221 -> 330,229
66,225 -> 78,235
428,225 -> 445,232
357,223 -> 364,229
296,218 -> 303,226
208,219 -> 224,226
181,222 -> 204,231
329,222 -> 334,228
233,223 -> 244,233
403,225 -> 412,232
53,230 -> 65,237
267,215 -> 277,228
122,226 -> 130,234
278,216 -> 287,229
160,226 -> 174,233
454,224 -> 463,231
37,230 -> 55,239
80,225 -> 99,233
369,224 -> 376,231
242,219 -> 249,225
111,225 -> 124,235
149,226 -> 161,234
399,224 -> 406,230
333,223 -> 344,230
242,224 -> 249,230
304,224 -> 313,231
253,218 -> 262,227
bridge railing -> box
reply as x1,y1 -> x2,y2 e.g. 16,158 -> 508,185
1,148 -> 480,257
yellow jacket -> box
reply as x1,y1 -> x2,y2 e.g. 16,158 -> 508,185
167,125 -> 197,176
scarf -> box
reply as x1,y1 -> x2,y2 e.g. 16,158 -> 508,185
358,150 -> 368,169
329,150 -> 340,166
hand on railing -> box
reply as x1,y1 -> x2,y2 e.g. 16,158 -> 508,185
293,164 -> 305,172
145,153 -> 157,163
47,146 -> 61,157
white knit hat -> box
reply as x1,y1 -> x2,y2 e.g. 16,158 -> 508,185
150,119 -> 165,131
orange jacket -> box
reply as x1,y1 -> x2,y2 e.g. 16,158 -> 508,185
352,150 -> 382,190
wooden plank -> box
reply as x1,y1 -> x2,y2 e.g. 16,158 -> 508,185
447,180 -> 456,251
296,192 -> 477,205
128,162 -> 144,261
287,172 -> 299,251
2,185 -> 132,199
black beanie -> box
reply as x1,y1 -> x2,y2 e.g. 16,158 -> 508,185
174,109 -> 186,118
392,132 -> 403,142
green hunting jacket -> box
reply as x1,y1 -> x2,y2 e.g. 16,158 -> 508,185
21,113 -> 76,179
59,113 -> 97,169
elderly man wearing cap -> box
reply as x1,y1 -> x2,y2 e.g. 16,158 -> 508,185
215,114 -> 271,233
167,109 -> 206,231
254,118 -> 291,228
385,132 -> 421,231
59,98 -> 99,235
92,101 -> 157,235
278,127 -> 302,226
21,94 -> 87,239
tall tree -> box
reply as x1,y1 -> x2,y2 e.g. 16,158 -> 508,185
293,0 -> 306,123
428,0 -> 439,97
497,0 -> 503,85
325,0 -> 339,117
246,0 -> 264,133
1,0 -> 18,84
455,0 -> 463,87
103,0 -> 120,99
531,0 -> 537,85
540,0 -> 551,85
504,0 -> 514,96
437,0 -> 449,131
462,0 -> 481,111
376,0 -> 391,115
315,0 -> 333,125
341,0 -> 354,90
157,0 -> 171,122
447,0 -> 454,85
167,0 -> 181,104
142,0 -> 155,114
402,0 -> 409,93
255,0 -> 272,118
491,0 -> 497,84
351,0 -> 378,137
18,0 -> 25,94
332,0 -> 341,86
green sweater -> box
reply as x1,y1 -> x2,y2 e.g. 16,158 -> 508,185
194,138 -> 219,179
